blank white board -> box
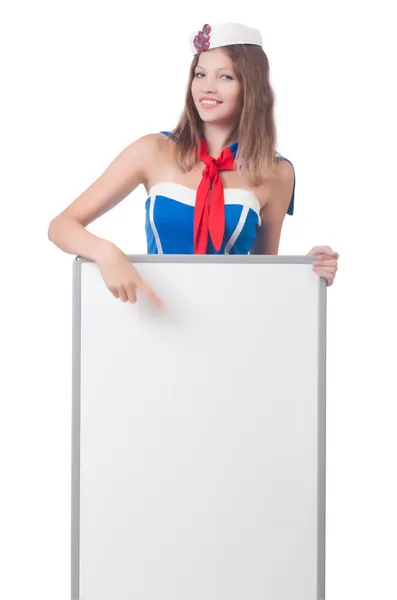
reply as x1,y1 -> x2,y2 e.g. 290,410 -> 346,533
72,255 -> 326,600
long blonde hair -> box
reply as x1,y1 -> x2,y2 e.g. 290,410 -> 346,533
169,45 -> 279,187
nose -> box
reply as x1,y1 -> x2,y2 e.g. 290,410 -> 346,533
201,75 -> 217,94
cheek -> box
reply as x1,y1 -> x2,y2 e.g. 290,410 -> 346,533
225,86 -> 242,107
191,79 -> 199,99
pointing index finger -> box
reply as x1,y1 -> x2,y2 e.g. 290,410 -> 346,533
137,280 -> 164,309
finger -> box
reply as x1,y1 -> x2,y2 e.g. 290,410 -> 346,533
313,258 -> 338,267
320,249 -> 339,256
117,286 -> 128,303
137,281 -> 164,309
308,245 -> 334,256
313,266 -> 336,274
316,251 -> 339,260
109,287 -> 120,299
125,283 -> 137,304
313,267 -> 335,284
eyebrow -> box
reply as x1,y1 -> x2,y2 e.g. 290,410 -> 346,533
195,66 -> 233,72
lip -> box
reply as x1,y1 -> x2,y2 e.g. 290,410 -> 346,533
199,97 -> 223,110
199,97 -> 223,103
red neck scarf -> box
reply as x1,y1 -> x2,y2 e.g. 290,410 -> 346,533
194,137 -> 236,254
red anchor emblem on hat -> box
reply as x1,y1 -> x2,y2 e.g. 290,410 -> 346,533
193,24 -> 211,53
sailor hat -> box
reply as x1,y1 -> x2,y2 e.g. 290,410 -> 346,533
190,22 -> 263,54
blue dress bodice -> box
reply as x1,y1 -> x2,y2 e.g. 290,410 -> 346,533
145,131 -> 295,255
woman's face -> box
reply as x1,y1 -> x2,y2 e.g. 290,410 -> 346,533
191,47 -> 242,125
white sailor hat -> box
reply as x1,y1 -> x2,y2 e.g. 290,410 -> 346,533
190,22 -> 263,55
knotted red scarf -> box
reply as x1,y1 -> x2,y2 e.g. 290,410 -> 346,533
194,137 -> 236,254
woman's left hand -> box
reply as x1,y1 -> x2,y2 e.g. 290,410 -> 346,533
306,245 -> 339,287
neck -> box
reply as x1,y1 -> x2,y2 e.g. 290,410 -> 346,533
201,122 -> 238,158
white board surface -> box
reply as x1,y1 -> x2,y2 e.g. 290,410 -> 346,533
72,255 -> 326,600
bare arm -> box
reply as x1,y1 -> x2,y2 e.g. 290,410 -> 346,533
250,160 -> 295,255
47,133 -> 160,261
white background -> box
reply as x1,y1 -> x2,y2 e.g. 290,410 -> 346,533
1,1 -> 396,599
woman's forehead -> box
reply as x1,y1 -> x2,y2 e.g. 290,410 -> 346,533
196,48 -> 233,70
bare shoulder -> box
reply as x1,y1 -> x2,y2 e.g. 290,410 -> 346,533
129,132 -> 166,157
273,156 -> 295,182
49,132 -> 168,228
139,131 -> 170,147
249,157 -> 295,254
138,131 -> 177,159
122,132 -> 173,182
254,157 -> 295,214
261,156 -> 295,186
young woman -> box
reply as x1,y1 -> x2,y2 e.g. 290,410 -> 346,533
48,22 -> 339,308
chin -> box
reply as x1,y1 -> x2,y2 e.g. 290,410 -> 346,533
197,108 -> 232,123
199,113 -> 224,122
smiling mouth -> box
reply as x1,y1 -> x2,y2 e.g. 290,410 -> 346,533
200,99 -> 222,107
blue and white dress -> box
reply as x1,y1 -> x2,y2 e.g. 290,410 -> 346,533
145,131 -> 295,255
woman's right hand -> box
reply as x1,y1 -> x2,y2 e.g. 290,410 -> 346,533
95,243 -> 163,309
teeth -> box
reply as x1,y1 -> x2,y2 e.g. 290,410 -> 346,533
201,100 -> 219,105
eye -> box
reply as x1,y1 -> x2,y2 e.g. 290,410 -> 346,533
194,72 -> 233,80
